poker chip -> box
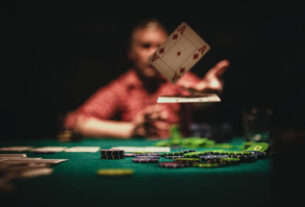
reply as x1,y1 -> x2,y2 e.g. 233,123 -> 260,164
134,156 -> 160,159
161,150 -> 195,157
124,153 -> 137,157
224,151 -> 252,156
247,150 -> 267,159
199,155 -> 229,161
184,151 -> 212,158
211,157 -> 240,165
229,154 -> 256,162
142,153 -> 162,156
245,142 -> 269,152
194,163 -> 220,168
135,153 -> 161,157
158,162 -> 188,168
97,168 -> 133,177
133,152 -> 162,156
100,149 -> 125,159
185,150 -> 252,158
163,155 -> 185,159
174,158 -> 200,165
132,158 -> 159,163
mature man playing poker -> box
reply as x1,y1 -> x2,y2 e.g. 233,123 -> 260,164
63,19 -> 230,139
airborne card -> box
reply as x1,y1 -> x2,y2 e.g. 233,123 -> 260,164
148,22 -> 210,83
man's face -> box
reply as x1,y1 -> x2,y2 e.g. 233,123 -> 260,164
128,27 -> 167,78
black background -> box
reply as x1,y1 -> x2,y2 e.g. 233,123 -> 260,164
1,1 -> 305,140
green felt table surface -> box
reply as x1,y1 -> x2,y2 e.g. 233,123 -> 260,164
1,138 -> 273,207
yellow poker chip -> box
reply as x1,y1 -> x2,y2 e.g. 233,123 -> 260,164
96,169 -> 134,177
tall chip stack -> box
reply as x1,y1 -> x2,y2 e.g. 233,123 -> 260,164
100,149 -> 125,159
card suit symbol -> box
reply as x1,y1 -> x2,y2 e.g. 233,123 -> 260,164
193,53 -> 199,59
177,25 -> 186,35
198,45 -> 207,54
172,33 -> 178,40
179,67 -> 185,74
159,48 -> 165,54
151,53 -> 160,62
177,51 -> 181,56
171,73 -> 180,82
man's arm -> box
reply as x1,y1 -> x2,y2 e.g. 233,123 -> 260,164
71,104 -> 170,139
73,115 -> 135,139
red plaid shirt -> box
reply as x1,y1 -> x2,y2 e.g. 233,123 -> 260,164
64,69 -> 201,136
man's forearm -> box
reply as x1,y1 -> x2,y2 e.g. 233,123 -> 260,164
74,116 -> 135,139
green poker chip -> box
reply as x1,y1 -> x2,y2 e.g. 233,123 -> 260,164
184,150 -> 251,158
224,151 -> 252,155
194,163 -> 220,168
161,150 -> 195,157
184,151 -> 212,158
245,143 -> 269,152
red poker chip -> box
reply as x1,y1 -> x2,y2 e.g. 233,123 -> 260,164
158,162 -> 188,168
132,158 -> 159,163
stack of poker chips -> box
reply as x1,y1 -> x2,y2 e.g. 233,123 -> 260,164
100,149 -> 125,160
132,153 -> 161,163
98,142 -> 272,169
174,158 -> 201,166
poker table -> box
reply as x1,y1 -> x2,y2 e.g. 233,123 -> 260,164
1,137 -> 273,207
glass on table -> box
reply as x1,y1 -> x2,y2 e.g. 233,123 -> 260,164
243,107 -> 273,142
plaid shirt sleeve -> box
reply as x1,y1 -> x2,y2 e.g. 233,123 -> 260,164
64,78 -> 124,129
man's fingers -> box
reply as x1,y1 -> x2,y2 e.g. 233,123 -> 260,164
153,121 -> 169,131
210,59 -> 230,77
143,105 -> 168,121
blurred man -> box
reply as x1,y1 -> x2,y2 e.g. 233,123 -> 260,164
63,19 -> 230,139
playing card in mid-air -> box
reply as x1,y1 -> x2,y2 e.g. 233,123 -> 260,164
157,93 -> 221,103
148,22 -> 210,84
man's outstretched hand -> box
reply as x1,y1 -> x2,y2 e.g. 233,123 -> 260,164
178,59 -> 230,93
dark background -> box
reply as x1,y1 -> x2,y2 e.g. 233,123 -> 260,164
1,1 -> 304,140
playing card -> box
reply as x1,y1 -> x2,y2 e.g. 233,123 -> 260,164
0,146 -> 32,152
20,168 -> 53,178
0,157 -> 68,165
64,146 -> 100,152
157,93 -> 221,103
148,22 -> 210,83
30,146 -> 67,152
0,154 -> 27,158
111,146 -> 170,152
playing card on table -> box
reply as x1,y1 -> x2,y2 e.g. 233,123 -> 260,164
0,154 -> 27,158
30,146 -> 67,152
64,146 -> 100,153
0,157 -> 68,165
148,22 -> 210,83
0,146 -> 32,152
111,146 -> 170,153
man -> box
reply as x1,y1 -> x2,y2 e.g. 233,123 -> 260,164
63,19 -> 230,139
